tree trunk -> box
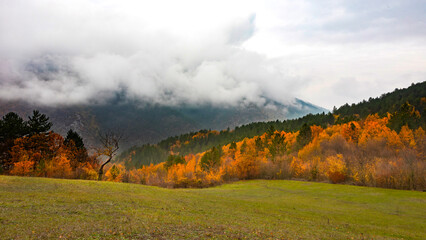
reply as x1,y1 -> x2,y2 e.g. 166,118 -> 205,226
98,157 -> 112,181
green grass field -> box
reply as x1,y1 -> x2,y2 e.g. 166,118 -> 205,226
0,176 -> 425,239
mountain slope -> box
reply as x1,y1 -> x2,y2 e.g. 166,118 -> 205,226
0,98 -> 326,149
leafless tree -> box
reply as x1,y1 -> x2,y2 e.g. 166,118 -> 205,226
96,131 -> 122,181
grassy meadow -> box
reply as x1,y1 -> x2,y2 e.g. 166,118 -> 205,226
0,175 -> 425,239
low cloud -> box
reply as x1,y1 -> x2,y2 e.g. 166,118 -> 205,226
1,0 -> 425,109
0,1 -> 295,107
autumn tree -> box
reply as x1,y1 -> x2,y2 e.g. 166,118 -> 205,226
240,140 -> 248,154
10,155 -> 34,176
9,132 -> 64,177
341,122 -> 360,143
233,140 -> 260,179
399,125 -> 415,148
105,164 -> 125,182
323,154 -> 347,183
96,132 -> 122,181
0,110 -> 53,171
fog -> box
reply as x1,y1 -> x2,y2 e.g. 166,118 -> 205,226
1,0 -> 425,109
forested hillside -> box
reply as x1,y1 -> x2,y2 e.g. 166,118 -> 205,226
118,112 -> 334,168
115,107 -> 425,190
118,81 -> 425,169
334,81 -> 425,119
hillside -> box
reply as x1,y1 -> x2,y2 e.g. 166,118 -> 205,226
118,112 -> 335,168
1,176 -> 425,239
0,98 -> 326,149
118,81 -> 425,168
334,81 -> 426,118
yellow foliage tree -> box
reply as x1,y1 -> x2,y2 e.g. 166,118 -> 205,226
290,157 -> 306,178
322,154 -> 347,183
105,164 -> 125,182
399,125 -> 416,148
46,153 -> 73,178
341,121 -> 360,143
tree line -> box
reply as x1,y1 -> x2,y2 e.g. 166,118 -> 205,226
0,110 -> 120,180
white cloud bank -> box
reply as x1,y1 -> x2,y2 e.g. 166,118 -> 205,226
0,0 -> 425,109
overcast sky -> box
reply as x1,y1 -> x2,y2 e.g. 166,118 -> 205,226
0,0 -> 425,109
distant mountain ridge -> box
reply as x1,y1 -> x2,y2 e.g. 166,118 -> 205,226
0,98 -> 327,149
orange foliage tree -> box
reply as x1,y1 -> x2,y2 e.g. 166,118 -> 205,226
10,155 -> 34,176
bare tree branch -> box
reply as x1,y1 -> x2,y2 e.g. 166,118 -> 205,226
96,131 -> 122,181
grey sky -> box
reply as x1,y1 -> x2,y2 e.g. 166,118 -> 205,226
0,0 -> 425,109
